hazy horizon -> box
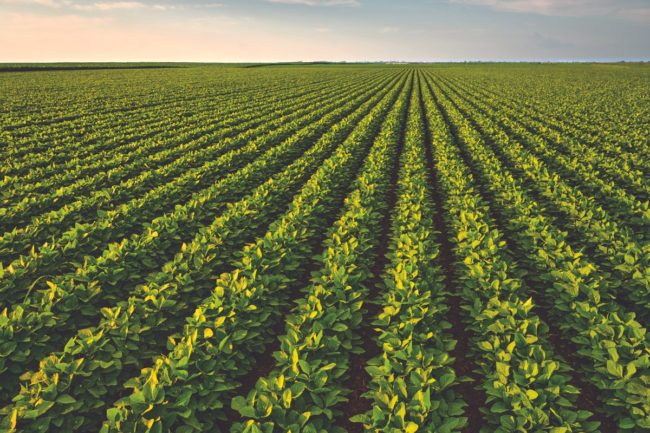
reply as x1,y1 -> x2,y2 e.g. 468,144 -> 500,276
1,0 -> 649,63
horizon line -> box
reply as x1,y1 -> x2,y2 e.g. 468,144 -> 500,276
1,59 -> 649,64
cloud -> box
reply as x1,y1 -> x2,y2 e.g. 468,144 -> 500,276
77,2 -> 188,12
194,2 -> 223,8
449,0 -> 650,20
29,0 -> 61,6
0,0 -> 64,6
265,0 -> 359,6
87,2 -> 147,10
0,0 -> 210,12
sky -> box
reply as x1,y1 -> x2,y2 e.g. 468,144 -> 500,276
0,0 -> 649,62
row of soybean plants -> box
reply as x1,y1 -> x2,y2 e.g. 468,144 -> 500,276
1,69 -> 357,203
440,75 -> 650,213
351,75 -> 465,433
433,76 -> 650,322
227,69 -> 413,433
97,71 -> 410,433
1,81 -> 281,205
0,71 -> 394,311
419,73 -> 597,432
500,66 -> 650,159
447,74 -> 650,202
0,70 -> 393,317
1,69 -> 266,172
3,82 -> 228,170
240,69 -> 607,433
438,68 -> 650,180
0,70 -> 378,237
2,66 -> 345,136
1,66 -> 316,160
424,72 -> 650,431
0,67 -> 220,130
0,71 -> 384,273
0,71 -> 409,433
0,70 -> 404,411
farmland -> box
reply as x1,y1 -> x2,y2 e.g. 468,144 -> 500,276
0,63 -> 649,433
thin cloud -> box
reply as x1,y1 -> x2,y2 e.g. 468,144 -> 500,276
77,2 -> 186,12
0,0 -> 199,12
449,0 -> 648,19
265,0 -> 359,6
0,0 -> 64,7
194,3 -> 223,8
380,26 -> 399,33
90,2 -> 147,10
30,0 -> 61,6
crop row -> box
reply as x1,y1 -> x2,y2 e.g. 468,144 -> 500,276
0,70 -> 405,409
0,72 -> 383,228
0,70 -> 410,433
0,72 -> 355,208
0,71 -> 396,311
424,71 -> 650,431
351,74 -> 465,433
433,76 -> 650,322
229,68 -> 413,433
0,71 -> 387,264
0,65 -> 647,433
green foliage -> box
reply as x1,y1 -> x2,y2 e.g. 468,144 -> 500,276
353,75 -> 465,433
0,64 -> 649,433
423,69 -> 650,431
229,72 -> 412,433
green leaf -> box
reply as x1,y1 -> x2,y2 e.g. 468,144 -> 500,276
56,394 -> 77,405
525,389 -> 539,400
231,396 -> 247,412
320,363 -> 337,372
404,421 -> 419,433
606,360 -> 622,378
176,389 -> 193,407
282,388 -> 292,409
619,418 -> 636,429
496,362 -> 510,378
490,401 -> 508,414
439,373 -> 455,388
106,407 -> 120,424
478,341 -> 492,351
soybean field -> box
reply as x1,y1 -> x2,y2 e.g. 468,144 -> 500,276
0,63 -> 649,433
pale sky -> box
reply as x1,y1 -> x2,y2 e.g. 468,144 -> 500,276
1,0 -> 649,62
